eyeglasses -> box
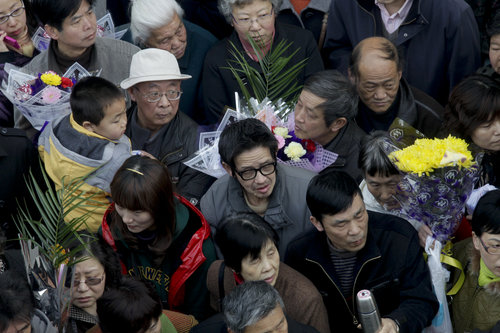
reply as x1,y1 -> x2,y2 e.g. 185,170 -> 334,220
231,8 -> 274,28
234,161 -> 276,181
73,274 -> 105,287
478,237 -> 500,255
0,1 -> 25,25
138,89 -> 183,103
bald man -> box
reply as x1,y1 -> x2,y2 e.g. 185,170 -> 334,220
348,37 -> 443,137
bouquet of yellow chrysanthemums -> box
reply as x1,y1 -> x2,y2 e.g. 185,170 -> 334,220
386,120 -> 480,242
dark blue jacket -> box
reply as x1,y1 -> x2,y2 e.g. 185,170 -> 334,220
323,0 -> 481,105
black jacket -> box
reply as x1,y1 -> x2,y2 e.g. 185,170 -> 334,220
285,211 -> 438,333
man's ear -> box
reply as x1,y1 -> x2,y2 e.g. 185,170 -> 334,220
82,121 -> 95,132
128,87 -> 137,102
329,117 -> 347,132
310,216 -> 324,232
471,231 -> 481,252
397,70 -> 402,81
347,68 -> 355,84
222,162 -> 234,177
44,24 -> 60,40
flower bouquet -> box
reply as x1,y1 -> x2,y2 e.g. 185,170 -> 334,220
2,62 -> 96,130
386,120 -> 480,243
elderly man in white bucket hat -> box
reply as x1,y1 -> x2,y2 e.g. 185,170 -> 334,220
121,48 -> 214,205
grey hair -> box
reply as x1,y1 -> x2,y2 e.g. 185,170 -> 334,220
218,0 -> 282,24
130,0 -> 184,45
302,70 -> 358,126
223,281 -> 285,333
358,131 -> 400,177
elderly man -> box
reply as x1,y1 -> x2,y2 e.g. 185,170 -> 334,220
294,70 -> 365,182
192,281 -> 319,332
200,118 -> 315,255
285,171 -> 438,333
323,0 -> 480,105
129,0 -> 216,123
120,48 -> 214,205
15,0 -> 139,136
349,37 -> 443,137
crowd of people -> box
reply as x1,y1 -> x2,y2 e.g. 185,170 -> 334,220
0,0 -> 499,332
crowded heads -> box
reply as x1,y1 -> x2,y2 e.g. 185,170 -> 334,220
121,48 -> 191,133
294,70 -> 358,145
488,11 -> 500,74
129,0 -> 187,59
0,271 -> 35,333
223,281 -> 286,333
349,37 -> 402,113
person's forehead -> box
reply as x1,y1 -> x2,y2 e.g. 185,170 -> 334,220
366,173 -> 400,183
234,146 -> 273,167
137,80 -> 181,89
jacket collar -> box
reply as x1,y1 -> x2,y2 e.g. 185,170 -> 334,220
69,113 -> 117,142
468,244 -> 500,295
323,120 -> 363,167
393,77 -> 418,125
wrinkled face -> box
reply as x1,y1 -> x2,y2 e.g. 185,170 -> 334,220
311,194 -> 369,252
489,34 -> 500,75
365,173 -> 402,210
115,204 -> 155,233
240,240 -> 280,286
72,257 -> 106,314
244,305 -> 288,333
471,116 -> 500,151
231,0 -> 275,45
472,231 -> 500,277
230,146 -> 277,205
48,0 -> 97,57
129,80 -> 181,133
355,56 -> 401,113
89,98 -> 127,140
146,13 -> 187,59
294,90 -> 335,145
0,0 -> 27,39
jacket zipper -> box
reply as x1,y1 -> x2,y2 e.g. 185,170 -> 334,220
351,256 -> 382,315
160,147 -> 183,165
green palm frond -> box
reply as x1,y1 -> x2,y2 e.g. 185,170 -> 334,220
15,159 -> 96,268
223,35 -> 308,114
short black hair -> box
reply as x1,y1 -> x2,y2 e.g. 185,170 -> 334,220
488,11 -> 500,38
302,70 -> 358,126
307,171 -> 362,222
359,131 -> 399,177
218,118 -> 278,170
70,76 -> 124,126
216,213 -> 279,273
32,0 -> 95,30
97,277 -> 162,333
0,271 -> 35,332
471,190 -> 500,236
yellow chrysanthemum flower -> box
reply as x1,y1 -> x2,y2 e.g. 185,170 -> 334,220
284,141 -> 306,161
388,135 -> 474,176
40,72 -> 62,86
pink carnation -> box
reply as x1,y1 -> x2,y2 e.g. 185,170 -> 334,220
274,134 -> 285,149
41,86 -> 62,104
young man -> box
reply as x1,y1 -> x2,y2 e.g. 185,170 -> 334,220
285,171 -> 438,333
15,0 -> 139,136
200,118 -> 316,255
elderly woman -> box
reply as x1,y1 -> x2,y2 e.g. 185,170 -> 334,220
202,0 -> 324,123
451,190 -> 500,333
129,0 -> 217,123
207,213 -> 330,333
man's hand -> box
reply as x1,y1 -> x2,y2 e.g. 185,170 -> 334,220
0,32 -> 10,52
376,318 -> 399,333
418,224 -> 433,248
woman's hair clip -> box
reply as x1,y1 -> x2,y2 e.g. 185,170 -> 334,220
126,168 -> 144,176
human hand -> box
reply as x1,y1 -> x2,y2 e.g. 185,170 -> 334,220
138,150 -> 156,160
0,31 -> 10,52
418,224 -> 433,248
376,318 -> 399,333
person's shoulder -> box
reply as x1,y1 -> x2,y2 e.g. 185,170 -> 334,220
287,316 -> 320,333
275,21 -> 316,44
190,313 -> 227,333
0,127 -> 29,139
94,37 -> 140,55
286,229 -> 318,254
184,20 -> 217,44
420,0 -> 473,19
279,164 -> 316,182
279,262 -> 322,294
368,210 -> 417,239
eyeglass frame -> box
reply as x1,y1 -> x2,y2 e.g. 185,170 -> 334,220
0,1 -> 25,25
73,273 -> 105,287
231,7 -> 274,28
135,87 -> 183,103
478,236 -> 500,255
233,161 -> 277,181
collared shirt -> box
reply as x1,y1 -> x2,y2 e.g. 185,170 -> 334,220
375,0 -> 413,34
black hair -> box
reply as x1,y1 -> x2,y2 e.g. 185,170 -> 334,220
218,118 -> 278,170
97,277 -> 162,333
487,11 -> 500,38
0,271 -> 35,332
307,171 -> 362,222
349,37 -> 402,78
302,70 -> 358,126
70,76 -> 124,126
471,189 -> 500,236
216,213 -> 279,273
31,0 -> 95,30
359,131 -> 399,177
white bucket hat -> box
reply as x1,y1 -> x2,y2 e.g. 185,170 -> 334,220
120,48 -> 191,89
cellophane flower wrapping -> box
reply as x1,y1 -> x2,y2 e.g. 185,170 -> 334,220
1,63 -> 98,130
384,119 -> 480,243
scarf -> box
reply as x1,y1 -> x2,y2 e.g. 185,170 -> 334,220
478,258 -> 500,287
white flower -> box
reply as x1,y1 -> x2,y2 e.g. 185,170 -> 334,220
273,126 -> 291,139
284,142 -> 306,161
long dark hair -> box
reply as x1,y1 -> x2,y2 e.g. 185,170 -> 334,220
110,156 -> 176,265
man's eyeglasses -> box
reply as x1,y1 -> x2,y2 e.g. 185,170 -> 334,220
0,1 -> 25,25
478,237 -> 500,255
138,89 -> 183,103
234,161 -> 276,181
73,274 -> 105,287
231,8 -> 274,28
